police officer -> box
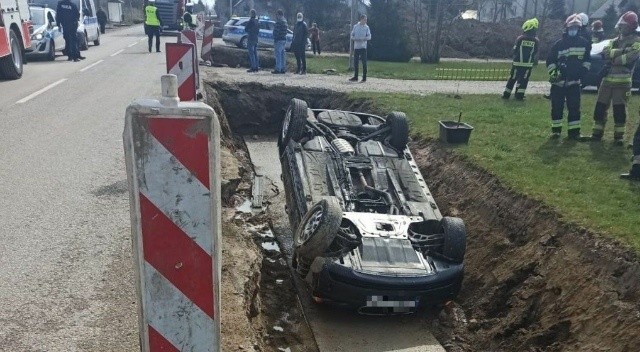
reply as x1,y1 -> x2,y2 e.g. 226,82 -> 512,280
145,0 -> 162,53
503,18 -> 539,100
546,14 -> 592,140
56,0 -> 84,62
591,11 -> 640,145
183,2 -> 196,30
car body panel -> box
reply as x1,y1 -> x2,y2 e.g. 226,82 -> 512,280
27,6 -> 65,58
29,0 -> 100,43
222,16 -> 309,50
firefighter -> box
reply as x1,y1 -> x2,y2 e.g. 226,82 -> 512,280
546,14 -> 592,140
502,18 -> 539,100
621,123 -> 640,180
592,20 -> 605,44
183,2 -> 196,30
144,0 -> 162,53
591,11 -> 640,145
56,0 -> 84,62
578,13 -> 592,43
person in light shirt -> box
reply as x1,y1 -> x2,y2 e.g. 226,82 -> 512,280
349,14 -> 371,83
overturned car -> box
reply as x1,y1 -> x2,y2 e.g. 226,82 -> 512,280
278,98 -> 467,314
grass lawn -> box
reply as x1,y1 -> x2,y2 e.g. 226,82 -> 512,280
353,92 -> 640,250
306,55 -> 549,82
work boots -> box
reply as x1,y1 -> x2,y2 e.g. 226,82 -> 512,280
620,163 -> 640,181
567,129 -> 590,142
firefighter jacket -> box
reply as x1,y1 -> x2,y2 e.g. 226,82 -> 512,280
602,33 -> 640,86
546,34 -> 592,87
512,34 -> 539,68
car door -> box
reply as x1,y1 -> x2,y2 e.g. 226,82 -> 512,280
47,9 -> 65,51
81,0 -> 99,41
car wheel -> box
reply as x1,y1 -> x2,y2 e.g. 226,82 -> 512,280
94,30 -> 100,46
441,217 -> 466,264
239,36 -> 247,49
47,40 -> 56,61
79,32 -> 88,51
279,98 -> 308,148
294,197 -> 342,265
0,30 -> 24,79
386,112 -> 409,150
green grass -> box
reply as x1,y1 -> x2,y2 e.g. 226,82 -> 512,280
306,55 -> 549,82
351,92 -> 640,250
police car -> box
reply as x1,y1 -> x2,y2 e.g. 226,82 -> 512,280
26,6 -> 66,60
223,16 -> 309,51
29,0 -> 101,50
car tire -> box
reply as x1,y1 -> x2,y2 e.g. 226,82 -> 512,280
47,40 -> 56,61
279,98 -> 308,148
79,32 -> 88,51
239,36 -> 247,49
0,30 -> 24,80
441,217 -> 466,264
294,197 -> 342,264
386,111 -> 409,150
94,30 -> 100,46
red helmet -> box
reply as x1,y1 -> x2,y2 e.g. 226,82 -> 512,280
592,20 -> 603,31
565,14 -> 582,28
616,11 -> 639,31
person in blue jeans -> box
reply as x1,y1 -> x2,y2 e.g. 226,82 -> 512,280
272,9 -> 288,74
244,9 -> 260,72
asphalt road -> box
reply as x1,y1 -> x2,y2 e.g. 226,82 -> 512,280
0,25 -> 170,351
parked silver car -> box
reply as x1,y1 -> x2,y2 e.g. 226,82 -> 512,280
26,6 -> 65,61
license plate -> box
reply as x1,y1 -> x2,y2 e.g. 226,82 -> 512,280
366,295 -> 418,311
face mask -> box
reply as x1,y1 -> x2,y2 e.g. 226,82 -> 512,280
568,28 -> 579,36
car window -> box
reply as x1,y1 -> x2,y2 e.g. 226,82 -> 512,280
30,7 -> 45,26
225,19 -> 239,26
83,0 -> 93,17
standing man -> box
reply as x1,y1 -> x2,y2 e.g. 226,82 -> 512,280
591,11 -> 640,145
272,9 -> 287,74
502,18 -> 539,100
592,20 -> 605,43
56,0 -> 83,62
350,14 -> 371,83
183,2 -> 196,30
244,9 -> 259,72
292,12 -> 308,74
546,14 -> 591,140
145,0 -> 162,53
96,7 -> 107,34
310,22 -> 321,55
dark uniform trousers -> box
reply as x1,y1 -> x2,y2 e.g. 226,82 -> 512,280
63,25 -> 79,60
551,84 -> 582,136
504,66 -> 532,99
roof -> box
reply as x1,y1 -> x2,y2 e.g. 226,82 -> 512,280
591,0 -> 623,19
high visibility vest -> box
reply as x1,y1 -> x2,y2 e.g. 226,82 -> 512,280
145,5 -> 160,26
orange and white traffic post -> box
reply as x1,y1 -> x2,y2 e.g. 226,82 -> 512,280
123,74 -> 221,352
165,42 -> 196,101
201,20 -> 214,64
178,29 -> 200,89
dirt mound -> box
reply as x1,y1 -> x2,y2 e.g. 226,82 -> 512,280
411,139 -> 640,352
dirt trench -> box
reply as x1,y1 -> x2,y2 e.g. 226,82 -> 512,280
205,79 -> 640,352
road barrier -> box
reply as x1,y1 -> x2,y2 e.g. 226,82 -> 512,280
434,68 -> 511,81
201,20 -> 213,64
179,29 -> 200,89
123,74 -> 221,352
166,43 -> 196,101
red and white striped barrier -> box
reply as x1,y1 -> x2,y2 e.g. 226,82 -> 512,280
166,42 -> 196,101
124,74 -> 221,352
179,29 -> 200,89
201,20 -> 213,63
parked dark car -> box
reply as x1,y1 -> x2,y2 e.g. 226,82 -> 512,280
278,98 -> 467,314
582,38 -> 640,88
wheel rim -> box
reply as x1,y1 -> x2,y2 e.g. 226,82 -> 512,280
301,207 -> 323,243
282,106 -> 292,141
10,36 -> 22,71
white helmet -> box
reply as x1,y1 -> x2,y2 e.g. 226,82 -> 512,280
578,13 -> 589,26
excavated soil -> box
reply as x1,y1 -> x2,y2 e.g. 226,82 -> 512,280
206,79 -> 640,352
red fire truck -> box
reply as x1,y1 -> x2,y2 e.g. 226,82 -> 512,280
0,0 -> 31,79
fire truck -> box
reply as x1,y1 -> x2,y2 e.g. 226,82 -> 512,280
0,0 -> 31,79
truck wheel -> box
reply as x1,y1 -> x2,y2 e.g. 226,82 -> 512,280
386,112 -> 409,150
47,40 -> 56,61
0,30 -> 24,79
279,98 -> 307,148
294,197 -> 342,263
441,217 -> 466,264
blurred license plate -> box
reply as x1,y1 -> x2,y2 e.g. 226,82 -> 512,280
366,295 -> 418,311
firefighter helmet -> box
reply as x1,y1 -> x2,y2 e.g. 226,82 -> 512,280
565,14 -> 582,29
592,20 -> 604,32
616,11 -> 639,32
522,18 -> 539,32
577,13 -> 589,26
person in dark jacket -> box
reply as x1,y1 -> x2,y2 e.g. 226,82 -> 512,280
244,9 -> 260,72
592,20 -> 605,43
96,7 -> 107,34
310,22 -> 321,55
291,12 -> 308,74
502,18 -> 539,100
272,9 -> 288,74
56,0 -> 84,61
546,14 -> 592,140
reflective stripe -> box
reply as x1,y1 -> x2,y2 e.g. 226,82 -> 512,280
614,125 -> 626,133
516,88 -> 526,93
504,88 -> 512,93
621,54 -> 628,65
567,121 -> 581,130
633,155 -> 640,164
551,120 -> 563,128
593,123 -> 605,131
513,62 -> 534,67
547,64 -> 557,72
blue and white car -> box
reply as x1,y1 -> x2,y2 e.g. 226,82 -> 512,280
26,6 -> 65,61
223,16 -> 305,51
30,0 -> 101,50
